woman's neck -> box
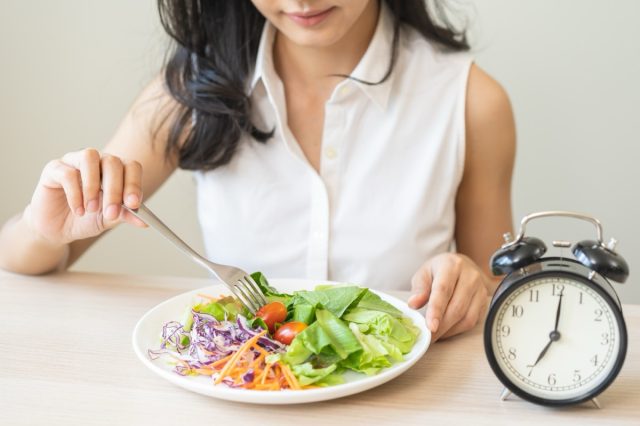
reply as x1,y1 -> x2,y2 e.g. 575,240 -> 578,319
273,1 -> 379,92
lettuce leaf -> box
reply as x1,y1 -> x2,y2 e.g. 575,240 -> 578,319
355,290 -> 403,318
284,309 -> 362,365
251,272 -> 291,305
291,362 -> 343,386
343,308 -> 419,354
292,286 -> 365,318
341,322 -> 393,375
291,303 -> 315,324
193,296 -> 245,321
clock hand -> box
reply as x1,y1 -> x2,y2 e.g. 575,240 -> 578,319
529,294 -> 564,369
554,293 -> 563,332
531,338 -> 553,367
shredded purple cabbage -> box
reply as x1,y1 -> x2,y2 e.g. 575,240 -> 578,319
149,311 -> 285,385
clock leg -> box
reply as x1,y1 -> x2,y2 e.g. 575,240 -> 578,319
500,388 -> 512,401
590,397 -> 601,409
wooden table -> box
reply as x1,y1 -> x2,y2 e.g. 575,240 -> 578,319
0,271 -> 638,425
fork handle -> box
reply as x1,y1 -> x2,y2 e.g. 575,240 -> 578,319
122,203 -> 213,274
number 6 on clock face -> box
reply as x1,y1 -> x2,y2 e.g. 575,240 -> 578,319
486,270 -> 627,405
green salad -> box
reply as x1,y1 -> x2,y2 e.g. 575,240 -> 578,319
150,272 -> 421,390
252,273 -> 421,386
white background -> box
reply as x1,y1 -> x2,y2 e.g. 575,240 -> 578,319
1,0 -> 638,302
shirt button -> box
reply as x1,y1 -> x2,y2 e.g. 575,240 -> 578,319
339,86 -> 351,97
324,146 -> 337,160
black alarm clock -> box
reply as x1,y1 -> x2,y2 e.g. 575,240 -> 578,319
484,211 -> 629,407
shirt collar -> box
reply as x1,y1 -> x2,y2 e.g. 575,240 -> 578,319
348,1 -> 396,110
249,2 -> 396,110
249,20 -> 276,93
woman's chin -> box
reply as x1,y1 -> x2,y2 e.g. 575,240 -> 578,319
278,27 -> 347,49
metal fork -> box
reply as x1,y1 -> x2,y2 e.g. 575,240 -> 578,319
122,203 -> 268,314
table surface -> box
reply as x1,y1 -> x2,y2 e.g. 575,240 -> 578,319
0,270 -> 638,426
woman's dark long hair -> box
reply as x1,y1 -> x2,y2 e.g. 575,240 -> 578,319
158,0 -> 469,170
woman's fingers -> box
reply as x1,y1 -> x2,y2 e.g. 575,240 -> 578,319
410,254 -> 492,341
123,160 -> 143,209
432,268 -> 480,341
31,149 -> 147,246
61,150 -> 143,222
47,160 -> 85,216
439,286 -> 489,340
100,154 -> 124,221
424,257 -> 460,334
120,160 -> 146,228
61,149 -> 101,213
408,266 -> 433,309
79,149 -> 101,213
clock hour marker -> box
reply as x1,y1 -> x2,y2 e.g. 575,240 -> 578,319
501,325 -> 510,337
552,284 -> 565,296
529,290 -> 539,303
511,305 -> 523,317
594,309 -> 603,322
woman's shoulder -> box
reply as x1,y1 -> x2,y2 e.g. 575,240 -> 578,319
466,64 -> 514,144
463,63 -> 516,178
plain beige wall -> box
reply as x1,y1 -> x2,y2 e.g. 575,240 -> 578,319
1,0 -> 639,302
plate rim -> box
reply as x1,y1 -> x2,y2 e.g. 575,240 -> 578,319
132,278 -> 431,404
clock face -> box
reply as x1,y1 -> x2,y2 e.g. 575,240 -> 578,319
490,275 -> 623,401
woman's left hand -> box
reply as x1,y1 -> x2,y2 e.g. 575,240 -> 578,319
408,253 -> 492,341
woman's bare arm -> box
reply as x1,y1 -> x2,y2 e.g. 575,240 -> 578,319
455,63 -> 516,289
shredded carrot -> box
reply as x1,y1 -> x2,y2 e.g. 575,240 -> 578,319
279,365 -> 294,389
280,363 -> 301,390
259,362 -> 274,384
193,368 -> 214,375
211,353 -> 234,368
214,330 -> 268,384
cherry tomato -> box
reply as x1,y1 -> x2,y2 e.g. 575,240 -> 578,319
255,301 -> 287,333
274,321 -> 308,345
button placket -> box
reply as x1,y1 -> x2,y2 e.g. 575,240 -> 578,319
305,92 -> 348,279
320,102 -> 345,190
305,176 -> 330,279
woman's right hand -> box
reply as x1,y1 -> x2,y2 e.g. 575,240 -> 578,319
25,148 -> 147,246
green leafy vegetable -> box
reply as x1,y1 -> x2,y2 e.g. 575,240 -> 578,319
291,303 -> 315,324
251,272 -> 291,305
291,362 -> 342,386
284,309 -> 362,365
343,308 -> 420,353
355,290 -> 403,317
292,286 -> 365,318
247,272 -> 421,385
193,296 -> 246,321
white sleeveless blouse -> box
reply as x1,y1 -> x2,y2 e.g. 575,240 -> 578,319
194,4 -> 472,291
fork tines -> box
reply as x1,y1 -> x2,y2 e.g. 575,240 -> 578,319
230,276 -> 268,314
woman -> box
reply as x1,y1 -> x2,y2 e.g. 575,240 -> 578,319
0,0 -> 515,341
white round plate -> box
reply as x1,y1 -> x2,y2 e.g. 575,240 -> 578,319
132,279 -> 430,404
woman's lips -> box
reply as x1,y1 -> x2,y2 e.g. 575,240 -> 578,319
285,7 -> 335,27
